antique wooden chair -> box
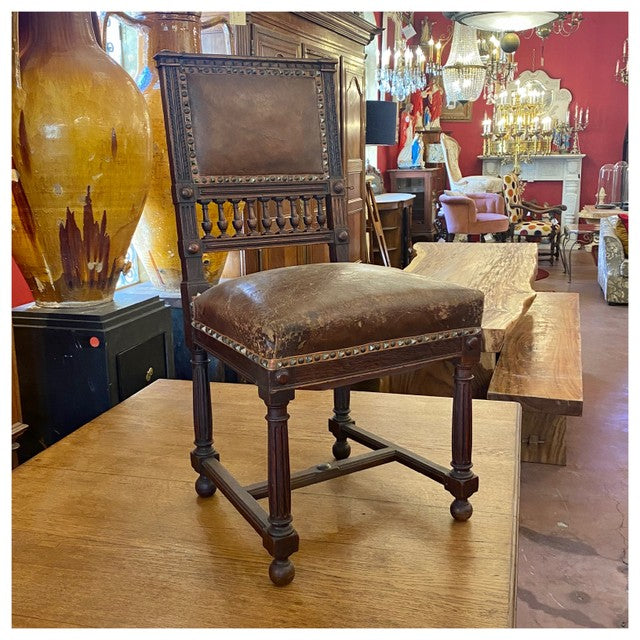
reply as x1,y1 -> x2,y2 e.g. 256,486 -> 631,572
156,52 -> 484,586
503,172 -> 566,263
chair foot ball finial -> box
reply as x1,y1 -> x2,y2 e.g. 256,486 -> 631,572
332,439 -> 351,460
195,474 -> 217,498
269,558 -> 295,586
450,499 -> 473,521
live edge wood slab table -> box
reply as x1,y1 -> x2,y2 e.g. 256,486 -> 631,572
13,379 -> 521,628
406,242 -> 539,354
381,242 -> 538,398
384,242 -> 583,465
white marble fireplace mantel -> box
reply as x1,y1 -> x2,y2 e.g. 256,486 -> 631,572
480,154 -> 585,225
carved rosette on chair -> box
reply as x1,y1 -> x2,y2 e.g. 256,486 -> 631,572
11,12 -> 152,307
102,12 -> 234,291
157,52 -> 485,586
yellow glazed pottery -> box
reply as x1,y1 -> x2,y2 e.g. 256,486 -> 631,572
105,12 -> 233,291
12,12 -> 152,307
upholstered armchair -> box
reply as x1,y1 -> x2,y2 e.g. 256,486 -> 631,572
502,173 -> 566,263
438,192 -> 509,242
440,133 -> 503,194
597,214 -> 628,304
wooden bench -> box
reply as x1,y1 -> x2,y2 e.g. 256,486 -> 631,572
488,292 -> 583,465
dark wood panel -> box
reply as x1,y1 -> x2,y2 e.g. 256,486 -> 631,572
240,12 -> 376,269
251,23 -> 301,58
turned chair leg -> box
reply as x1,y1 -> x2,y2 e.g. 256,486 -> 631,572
260,388 -> 299,586
449,336 -> 480,522
329,386 -> 353,460
191,345 -> 218,498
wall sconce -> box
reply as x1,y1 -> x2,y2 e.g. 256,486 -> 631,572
615,39 -> 628,85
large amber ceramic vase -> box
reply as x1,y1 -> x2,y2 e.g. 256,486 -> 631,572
11,12 -> 152,307
104,12 -> 232,291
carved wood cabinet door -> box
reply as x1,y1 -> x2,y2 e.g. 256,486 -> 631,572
342,59 -> 366,262
251,23 -> 301,58
236,13 -> 376,270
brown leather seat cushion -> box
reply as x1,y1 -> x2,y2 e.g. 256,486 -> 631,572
193,263 -> 483,360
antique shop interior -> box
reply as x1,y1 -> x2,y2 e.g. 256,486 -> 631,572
10,10 -> 629,630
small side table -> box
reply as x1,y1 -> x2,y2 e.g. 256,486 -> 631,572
559,223 -> 598,282
373,193 -> 416,268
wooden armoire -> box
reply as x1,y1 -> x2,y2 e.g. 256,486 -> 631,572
233,12 -> 380,270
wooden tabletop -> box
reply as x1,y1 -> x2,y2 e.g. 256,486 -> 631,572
405,242 -> 538,353
13,379 -> 521,628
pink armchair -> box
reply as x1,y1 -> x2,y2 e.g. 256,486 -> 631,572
438,192 -> 509,242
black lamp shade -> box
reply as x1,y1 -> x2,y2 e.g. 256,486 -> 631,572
365,100 -> 398,145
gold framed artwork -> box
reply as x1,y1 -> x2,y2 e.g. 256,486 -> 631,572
441,101 -> 473,122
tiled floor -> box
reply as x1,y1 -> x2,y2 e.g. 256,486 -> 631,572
516,247 -> 628,628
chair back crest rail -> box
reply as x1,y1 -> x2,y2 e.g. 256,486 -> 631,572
155,52 -> 350,301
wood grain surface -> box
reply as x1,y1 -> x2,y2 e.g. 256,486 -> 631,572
520,413 -> 567,466
406,242 -> 538,353
487,292 -> 583,416
13,379 -> 521,628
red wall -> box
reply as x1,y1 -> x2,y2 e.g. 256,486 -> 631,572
383,12 -> 628,207
12,258 -> 33,308
11,13 -> 628,303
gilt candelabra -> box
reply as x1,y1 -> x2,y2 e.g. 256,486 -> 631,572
570,104 -> 589,154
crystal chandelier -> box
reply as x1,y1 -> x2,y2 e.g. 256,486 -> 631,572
376,38 -> 429,101
442,22 -> 486,106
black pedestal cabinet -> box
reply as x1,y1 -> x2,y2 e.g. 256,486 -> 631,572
13,291 -> 174,460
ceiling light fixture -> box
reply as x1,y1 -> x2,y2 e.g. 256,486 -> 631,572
443,12 -> 563,33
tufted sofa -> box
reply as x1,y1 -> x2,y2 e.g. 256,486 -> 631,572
597,215 -> 628,304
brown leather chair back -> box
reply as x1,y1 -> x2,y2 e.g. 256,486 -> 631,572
155,52 -> 350,303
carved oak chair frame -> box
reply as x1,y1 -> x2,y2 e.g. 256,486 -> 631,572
156,52 -> 482,585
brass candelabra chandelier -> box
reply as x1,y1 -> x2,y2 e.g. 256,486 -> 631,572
481,80 -> 550,174
478,33 -> 518,105
481,80 -> 590,173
